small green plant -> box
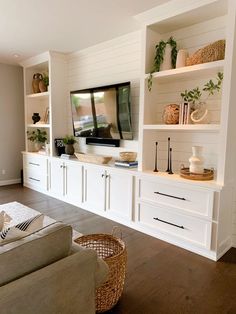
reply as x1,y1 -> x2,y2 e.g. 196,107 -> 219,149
27,129 -> 47,143
43,73 -> 49,87
203,72 -> 223,95
180,72 -> 223,104
63,135 -> 77,145
148,37 -> 177,91
181,87 -> 202,104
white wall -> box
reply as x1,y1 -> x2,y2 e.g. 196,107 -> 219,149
0,64 -> 24,185
67,31 -> 141,158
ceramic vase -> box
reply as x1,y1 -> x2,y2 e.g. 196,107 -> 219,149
65,144 -> 74,155
176,49 -> 188,68
32,113 -> 40,124
160,44 -> 172,71
32,73 -> 43,93
39,80 -> 47,93
189,146 -> 204,174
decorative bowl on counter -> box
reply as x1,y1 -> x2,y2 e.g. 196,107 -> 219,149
119,151 -> 137,162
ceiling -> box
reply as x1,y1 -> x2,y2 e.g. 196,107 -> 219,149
0,0 -> 169,65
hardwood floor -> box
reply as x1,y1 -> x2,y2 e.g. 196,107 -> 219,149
1,184 -> 236,314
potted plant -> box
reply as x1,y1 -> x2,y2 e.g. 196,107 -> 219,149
63,135 -> 77,155
180,72 -> 223,123
148,36 -> 177,91
27,129 -> 47,152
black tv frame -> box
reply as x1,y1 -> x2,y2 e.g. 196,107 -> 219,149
70,82 -> 132,148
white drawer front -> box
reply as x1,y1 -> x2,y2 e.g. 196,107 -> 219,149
23,155 -> 47,171
24,168 -> 47,190
138,178 -> 213,218
138,202 -> 212,249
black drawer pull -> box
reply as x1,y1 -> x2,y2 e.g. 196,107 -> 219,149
29,177 -> 40,182
29,162 -> 40,166
154,191 -> 186,201
153,217 -> 184,229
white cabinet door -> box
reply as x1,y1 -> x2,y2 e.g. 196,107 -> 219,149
64,161 -> 83,205
50,159 -> 64,197
106,169 -> 133,220
83,164 -> 106,213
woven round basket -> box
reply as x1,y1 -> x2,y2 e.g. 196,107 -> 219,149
74,233 -> 127,313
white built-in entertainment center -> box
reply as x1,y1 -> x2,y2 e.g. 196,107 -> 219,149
21,0 -> 236,260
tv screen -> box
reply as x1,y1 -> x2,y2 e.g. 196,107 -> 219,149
70,82 -> 133,140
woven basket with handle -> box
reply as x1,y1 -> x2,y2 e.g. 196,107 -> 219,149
74,228 -> 127,313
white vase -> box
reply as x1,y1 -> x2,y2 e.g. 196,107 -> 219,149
176,49 -> 188,68
189,146 -> 204,174
160,44 -> 172,71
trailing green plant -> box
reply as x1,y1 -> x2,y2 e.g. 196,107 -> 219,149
27,129 -> 47,143
148,36 -> 177,91
180,72 -> 223,104
63,135 -> 77,145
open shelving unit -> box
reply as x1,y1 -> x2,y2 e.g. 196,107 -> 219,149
21,51 -> 68,156
137,0 -> 233,184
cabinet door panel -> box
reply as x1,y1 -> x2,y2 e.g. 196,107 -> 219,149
65,162 -> 83,205
50,159 -> 64,197
107,169 -> 133,220
83,165 -> 105,213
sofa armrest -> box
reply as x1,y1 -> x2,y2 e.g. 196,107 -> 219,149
0,247 -> 108,314
71,242 -> 109,288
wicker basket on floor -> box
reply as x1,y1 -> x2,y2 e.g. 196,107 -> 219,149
74,232 -> 127,313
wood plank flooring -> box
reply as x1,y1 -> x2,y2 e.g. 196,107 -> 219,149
1,184 -> 236,314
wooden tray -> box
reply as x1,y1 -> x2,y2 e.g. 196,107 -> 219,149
180,167 -> 214,181
75,153 -> 112,164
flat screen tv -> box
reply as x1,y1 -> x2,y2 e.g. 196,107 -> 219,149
70,82 -> 132,146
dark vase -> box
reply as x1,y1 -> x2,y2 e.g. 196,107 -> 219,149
32,113 -> 40,124
65,144 -> 74,155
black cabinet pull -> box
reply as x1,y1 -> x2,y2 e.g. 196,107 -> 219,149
29,177 -> 40,182
154,191 -> 186,201
29,162 -> 40,166
101,174 -> 105,178
153,217 -> 184,229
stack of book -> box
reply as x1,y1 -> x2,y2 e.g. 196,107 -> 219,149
114,160 -> 138,168
179,102 -> 193,124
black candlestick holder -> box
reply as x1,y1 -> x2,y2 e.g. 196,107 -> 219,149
168,148 -> 173,174
153,141 -> 158,172
166,137 -> 170,172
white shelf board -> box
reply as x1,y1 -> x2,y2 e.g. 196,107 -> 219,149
143,124 -> 220,132
26,91 -> 49,99
145,60 -> 224,83
27,123 -> 50,128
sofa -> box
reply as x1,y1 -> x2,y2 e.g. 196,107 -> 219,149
0,221 -> 109,314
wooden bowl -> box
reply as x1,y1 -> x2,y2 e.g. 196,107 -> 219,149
119,152 -> 137,162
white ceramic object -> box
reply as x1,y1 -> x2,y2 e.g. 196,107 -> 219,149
189,146 -> 204,174
160,44 -> 172,71
176,49 -> 188,68
190,102 -> 209,124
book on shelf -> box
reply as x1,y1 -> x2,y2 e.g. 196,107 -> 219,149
60,154 -> 76,160
114,160 -> 138,168
179,102 -> 193,125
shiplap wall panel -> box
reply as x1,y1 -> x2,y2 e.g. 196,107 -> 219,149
67,31 -> 141,157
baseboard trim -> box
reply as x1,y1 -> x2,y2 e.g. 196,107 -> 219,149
0,179 -> 21,186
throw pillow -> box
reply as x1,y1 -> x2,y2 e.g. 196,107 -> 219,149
15,214 -> 44,232
0,211 -> 12,231
0,227 -> 28,243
